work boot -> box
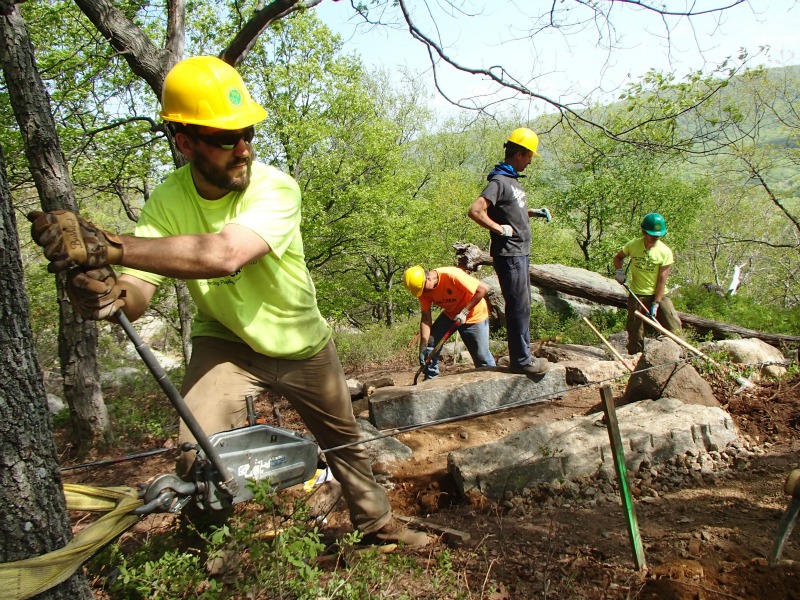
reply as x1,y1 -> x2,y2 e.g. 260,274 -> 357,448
362,517 -> 431,547
510,358 -> 550,376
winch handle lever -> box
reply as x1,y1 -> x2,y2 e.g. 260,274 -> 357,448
114,311 -> 239,497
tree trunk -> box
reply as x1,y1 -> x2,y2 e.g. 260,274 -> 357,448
0,144 -> 91,596
175,280 -> 193,365
454,243 -> 800,346
0,1 -> 111,448
57,283 -> 112,446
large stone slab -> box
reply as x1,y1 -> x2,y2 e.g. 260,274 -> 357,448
368,367 -> 567,429
448,397 -> 739,500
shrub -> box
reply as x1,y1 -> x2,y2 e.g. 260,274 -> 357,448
673,285 -> 800,335
334,316 -> 419,370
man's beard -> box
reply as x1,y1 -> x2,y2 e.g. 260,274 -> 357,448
194,151 -> 253,192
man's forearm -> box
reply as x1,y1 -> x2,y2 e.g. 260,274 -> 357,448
117,279 -> 150,322
468,198 -> 504,235
119,234 -> 236,279
654,267 -> 671,302
419,322 -> 432,351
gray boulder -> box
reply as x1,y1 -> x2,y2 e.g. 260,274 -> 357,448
622,338 -> 719,407
702,338 -> 787,381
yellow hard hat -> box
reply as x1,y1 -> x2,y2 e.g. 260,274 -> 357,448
507,127 -> 540,157
402,265 -> 425,297
160,56 -> 267,129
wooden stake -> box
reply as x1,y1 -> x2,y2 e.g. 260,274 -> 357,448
582,317 -> 635,372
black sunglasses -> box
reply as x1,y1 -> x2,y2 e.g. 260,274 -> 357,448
190,126 -> 255,150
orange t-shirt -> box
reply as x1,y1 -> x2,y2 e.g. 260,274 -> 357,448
419,267 -> 489,324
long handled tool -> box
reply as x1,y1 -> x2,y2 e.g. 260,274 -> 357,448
622,281 -> 654,322
413,319 -> 461,385
770,469 -> 800,566
583,316 -> 635,372
632,311 -> 755,389
114,312 -> 239,496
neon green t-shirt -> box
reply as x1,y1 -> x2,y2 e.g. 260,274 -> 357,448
120,162 -> 331,359
621,237 -> 674,296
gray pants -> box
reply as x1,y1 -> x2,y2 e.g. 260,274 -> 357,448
625,295 -> 681,354
178,336 -> 391,534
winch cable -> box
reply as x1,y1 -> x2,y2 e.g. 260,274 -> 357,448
61,447 -> 176,473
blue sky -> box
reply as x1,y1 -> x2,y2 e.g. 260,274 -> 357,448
315,0 -> 799,119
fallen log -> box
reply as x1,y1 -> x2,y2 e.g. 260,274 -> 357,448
454,243 -> 800,347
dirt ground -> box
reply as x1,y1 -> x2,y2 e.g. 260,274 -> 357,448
61,361 -> 800,599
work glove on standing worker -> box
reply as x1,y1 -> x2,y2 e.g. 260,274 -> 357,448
454,308 -> 469,325
28,209 -> 126,320
614,268 -> 626,284
649,302 -> 660,319
27,209 -> 124,272
65,266 -> 126,320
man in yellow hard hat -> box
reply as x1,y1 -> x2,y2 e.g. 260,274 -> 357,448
468,127 -> 552,376
613,212 -> 681,354
28,56 -> 428,547
402,265 -> 496,380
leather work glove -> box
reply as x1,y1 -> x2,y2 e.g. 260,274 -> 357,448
532,207 -> 552,222
419,347 -> 432,367
614,268 -> 626,284
500,224 -> 513,237
66,266 -> 126,320
649,301 -> 660,319
455,308 -> 469,324
28,210 -> 124,272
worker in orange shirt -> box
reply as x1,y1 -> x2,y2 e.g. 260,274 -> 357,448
402,265 -> 496,380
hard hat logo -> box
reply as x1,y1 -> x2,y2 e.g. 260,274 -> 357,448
229,89 -> 243,106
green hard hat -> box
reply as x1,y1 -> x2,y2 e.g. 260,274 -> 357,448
641,213 -> 667,237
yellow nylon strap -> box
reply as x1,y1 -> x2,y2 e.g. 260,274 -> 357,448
0,484 -> 143,600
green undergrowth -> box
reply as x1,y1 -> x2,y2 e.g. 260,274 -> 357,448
90,480 -> 477,599
672,285 -> 800,336
333,316 -> 419,371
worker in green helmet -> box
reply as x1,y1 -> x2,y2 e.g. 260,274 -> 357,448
613,212 -> 682,355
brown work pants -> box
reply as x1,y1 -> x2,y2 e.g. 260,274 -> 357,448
625,295 -> 681,355
177,336 -> 391,534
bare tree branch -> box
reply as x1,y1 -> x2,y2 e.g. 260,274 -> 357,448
343,0 -> 762,152
223,0 -> 323,64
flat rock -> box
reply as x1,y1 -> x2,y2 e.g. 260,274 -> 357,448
537,343 -> 609,363
357,418 -> 413,464
448,397 -> 739,500
562,360 -> 630,385
368,367 -> 567,429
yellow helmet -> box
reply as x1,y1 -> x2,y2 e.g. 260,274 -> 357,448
402,265 -> 425,297
160,56 -> 267,129
507,127 -> 540,157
